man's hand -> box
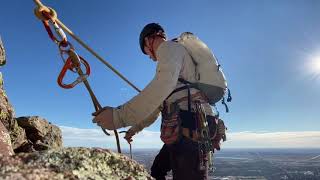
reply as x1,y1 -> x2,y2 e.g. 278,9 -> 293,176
92,107 -> 116,130
124,129 -> 135,144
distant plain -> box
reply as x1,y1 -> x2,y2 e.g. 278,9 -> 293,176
124,148 -> 320,180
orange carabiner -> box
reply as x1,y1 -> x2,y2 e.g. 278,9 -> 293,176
41,10 -> 67,46
57,56 -> 91,89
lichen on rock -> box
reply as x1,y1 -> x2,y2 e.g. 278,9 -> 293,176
0,72 -> 15,132
0,121 -> 14,156
0,147 -> 153,180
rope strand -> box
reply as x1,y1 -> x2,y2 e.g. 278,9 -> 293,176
55,19 -> 141,92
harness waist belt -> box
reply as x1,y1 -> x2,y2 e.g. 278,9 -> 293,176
163,91 -> 208,115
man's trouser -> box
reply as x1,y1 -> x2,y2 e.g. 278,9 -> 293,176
151,144 -> 171,180
151,136 -> 208,180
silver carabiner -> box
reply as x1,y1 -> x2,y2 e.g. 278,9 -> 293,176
51,20 -> 67,44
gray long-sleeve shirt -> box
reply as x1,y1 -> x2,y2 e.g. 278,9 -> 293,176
112,40 -> 214,133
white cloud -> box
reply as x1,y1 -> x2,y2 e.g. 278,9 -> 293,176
224,131 -> 320,148
60,126 -> 162,150
60,126 -> 320,149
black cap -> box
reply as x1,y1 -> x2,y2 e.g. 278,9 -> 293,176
139,23 -> 165,54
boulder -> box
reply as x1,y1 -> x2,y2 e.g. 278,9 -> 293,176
9,120 -> 28,151
0,147 -> 153,180
14,116 -> 62,153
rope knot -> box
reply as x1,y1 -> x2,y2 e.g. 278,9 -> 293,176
34,6 -> 57,21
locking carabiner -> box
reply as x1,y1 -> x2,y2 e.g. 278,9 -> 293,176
57,55 -> 91,89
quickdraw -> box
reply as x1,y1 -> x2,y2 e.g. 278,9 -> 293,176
38,7 -> 90,90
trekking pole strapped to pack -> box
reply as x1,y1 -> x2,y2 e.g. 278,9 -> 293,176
33,0 -> 122,153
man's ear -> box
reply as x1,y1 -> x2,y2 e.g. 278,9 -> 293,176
144,37 -> 150,48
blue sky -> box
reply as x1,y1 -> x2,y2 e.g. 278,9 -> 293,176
0,0 -> 320,148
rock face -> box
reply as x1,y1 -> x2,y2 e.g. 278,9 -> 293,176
9,120 -> 27,152
0,38 -> 12,130
14,116 -> 63,153
0,121 -> 13,156
0,38 -> 14,156
0,36 -> 6,66
0,147 -> 153,180
0,72 -> 15,133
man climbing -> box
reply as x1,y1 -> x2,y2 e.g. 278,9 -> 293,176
93,23 -> 225,180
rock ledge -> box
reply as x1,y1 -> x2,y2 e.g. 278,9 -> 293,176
0,147 -> 153,180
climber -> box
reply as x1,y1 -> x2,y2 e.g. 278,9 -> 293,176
93,23 -> 228,180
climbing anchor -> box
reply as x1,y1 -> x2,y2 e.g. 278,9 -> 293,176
33,0 -> 129,154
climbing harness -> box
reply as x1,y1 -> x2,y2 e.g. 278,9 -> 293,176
166,78 -> 227,172
33,0 -> 141,154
